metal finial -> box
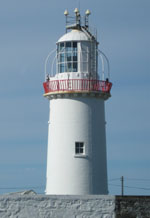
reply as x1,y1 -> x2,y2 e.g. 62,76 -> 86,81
64,9 -> 69,16
85,9 -> 91,16
74,8 -> 79,14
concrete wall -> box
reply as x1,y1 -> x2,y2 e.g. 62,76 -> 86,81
0,192 -> 115,218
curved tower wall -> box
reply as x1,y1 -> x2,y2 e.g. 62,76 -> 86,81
46,96 -> 108,195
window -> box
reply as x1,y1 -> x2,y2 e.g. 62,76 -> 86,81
75,142 -> 84,155
57,41 -> 78,73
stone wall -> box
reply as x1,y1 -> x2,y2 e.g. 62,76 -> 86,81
0,192 -> 150,217
116,196 -> 150,218
0,192 -> 115,218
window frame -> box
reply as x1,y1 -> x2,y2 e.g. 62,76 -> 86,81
75,142 -> 84,155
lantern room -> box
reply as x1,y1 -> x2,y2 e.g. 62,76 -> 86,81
56,29 -> 98,80
43,9 -> 112,97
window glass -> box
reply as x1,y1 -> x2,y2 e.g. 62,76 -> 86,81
60,53 -> 65,62
73,52 -> 77,61
73,42 -> 77,51
60,63 -> 65,73
66,52 -> 72,62
67,62 -> 72,72
75,142 -> 84,155
73,63 -> 78,72
57,41 -> 78,73
60,43 -> 65,51
66,42 -> 72,52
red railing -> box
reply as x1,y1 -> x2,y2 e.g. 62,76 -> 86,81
43,79 -> 112,94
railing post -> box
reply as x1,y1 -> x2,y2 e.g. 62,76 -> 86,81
67,79 -> 69,90
57,80 -> 59,91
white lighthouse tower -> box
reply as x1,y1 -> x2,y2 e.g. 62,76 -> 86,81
43,9 -> 112,195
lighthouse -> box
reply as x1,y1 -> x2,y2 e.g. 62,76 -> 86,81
43,9 -> 112,195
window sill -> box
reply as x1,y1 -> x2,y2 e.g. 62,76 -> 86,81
74,154 -> 88,158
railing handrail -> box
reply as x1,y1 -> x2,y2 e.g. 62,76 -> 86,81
43,79 -> 112,94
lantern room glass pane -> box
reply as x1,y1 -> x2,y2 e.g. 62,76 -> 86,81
60,42 -> 65,51
73,51 -> 77,61
60,63 -> 65,73
66,42 -> 72,52
73,63 -> 77,72
67,62 -> 72,72
66,52 -> 72,62
73,42 -> 77,51
57,41 -> 78,73
60,53 -> 65,62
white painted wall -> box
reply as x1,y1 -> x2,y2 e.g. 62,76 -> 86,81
46,96 -> 108,195
0,193 -> 116,218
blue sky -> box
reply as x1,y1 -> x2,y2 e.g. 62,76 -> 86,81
0,0 -> 150,195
